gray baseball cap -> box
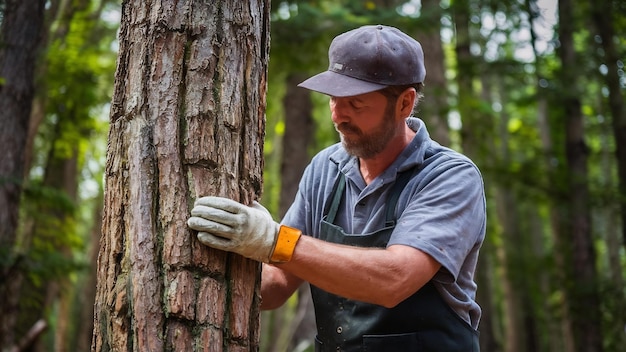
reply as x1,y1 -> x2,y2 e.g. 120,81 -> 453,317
298,25 -> 426,97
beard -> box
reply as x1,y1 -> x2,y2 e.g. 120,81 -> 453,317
335,103 -> 398,159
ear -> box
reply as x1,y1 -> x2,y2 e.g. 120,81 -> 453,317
397,88 -> 416,118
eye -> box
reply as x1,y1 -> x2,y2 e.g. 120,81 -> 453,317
349,99 -> 365,109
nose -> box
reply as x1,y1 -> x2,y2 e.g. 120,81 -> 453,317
330,97 -> 350,124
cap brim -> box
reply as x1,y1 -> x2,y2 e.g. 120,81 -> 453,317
297,71 -> 388,97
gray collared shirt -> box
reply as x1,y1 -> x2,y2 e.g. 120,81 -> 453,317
281,117 -> 486,329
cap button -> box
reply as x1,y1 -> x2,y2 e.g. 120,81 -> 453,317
376,25 -> 383,30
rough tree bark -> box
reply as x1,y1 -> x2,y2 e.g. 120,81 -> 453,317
92,1 -> 270,351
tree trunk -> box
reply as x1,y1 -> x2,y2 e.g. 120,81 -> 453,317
262,73 -> 317,352
16,145 -> 79,352
92,1 -> 269,351
281,74 -> 316,351
557,0 -> 602,351
590,0 -> 626,339
279,74 -> 314,218
75,191 -> 103,352
590,0 -> 626,255
418,0 -> 450,146
23,0 -> 88,174
0,0 -> 46,347
524,1 -> 577,350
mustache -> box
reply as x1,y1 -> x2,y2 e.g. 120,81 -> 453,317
335,122 -> 362,135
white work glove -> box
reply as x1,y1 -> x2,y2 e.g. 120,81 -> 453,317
187,196 -> 301,263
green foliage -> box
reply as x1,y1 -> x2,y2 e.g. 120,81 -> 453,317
270,0 -> 429,74
21,0 -> 116,282
18,180 -> 83,286
38,3 -> 116,171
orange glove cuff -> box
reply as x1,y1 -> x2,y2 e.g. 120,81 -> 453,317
270,225 -> 302,263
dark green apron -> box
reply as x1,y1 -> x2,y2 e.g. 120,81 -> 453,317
311,171 -> 480,352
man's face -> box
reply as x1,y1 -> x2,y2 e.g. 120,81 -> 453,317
330,91 -> 398,159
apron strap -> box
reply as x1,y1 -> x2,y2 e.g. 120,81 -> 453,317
384,170 -> 414,226
325,173 -> 346,224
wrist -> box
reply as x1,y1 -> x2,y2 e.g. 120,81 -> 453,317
270,225 -> 302,263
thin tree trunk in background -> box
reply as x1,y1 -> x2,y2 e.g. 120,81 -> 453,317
557,0 -> 602,351
279,74 -> 314,218
525,1 -> 576,350
11,1 -> 93,348
92,1 -> 269,351
468,67 -> 498,349
525,204 -> 562,351
75,191 -> 103,352
589,0 -> 626,338
453,0 -> 485,157
452,1 -> 504,351
591,0 -> 626,255
537,94 -> 576,352
23,0 -> 86,173
597,115 -> 625,348
17,1 -> 116,349
17,144 -> 79,352
0,0 -> 46,347
474,246 -> 499,352
50,152 -> 80,352
281,74 -> 316,352
418,0 -> 450,146
491,72 -> 545,351
491,93 -> 525,350
264,73 -> 316,352
493,192 -> 524,352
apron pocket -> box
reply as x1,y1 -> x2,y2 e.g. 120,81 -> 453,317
362,332 -> 419,351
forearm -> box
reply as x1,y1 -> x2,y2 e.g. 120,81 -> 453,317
260,263 -> 302,310
276,235 -> 440,308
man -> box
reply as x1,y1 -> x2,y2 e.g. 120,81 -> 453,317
188,25 -> 485,351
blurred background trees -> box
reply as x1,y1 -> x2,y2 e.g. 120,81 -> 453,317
0,0 -> 624,351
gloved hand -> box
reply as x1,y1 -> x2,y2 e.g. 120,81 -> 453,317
187,196 -> 301,263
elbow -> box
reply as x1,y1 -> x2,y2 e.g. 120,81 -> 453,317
378,290 -> 409,308
261,296 -> 287,311
373,248 -> 440,308
260,264 -> 301,310
260,283 -> 295,310
260,282 -> 293,311
371,279 -> 415,308
375,266 -> 426,308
